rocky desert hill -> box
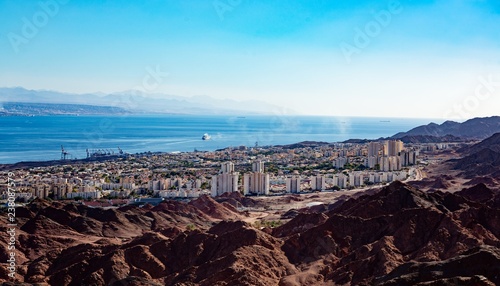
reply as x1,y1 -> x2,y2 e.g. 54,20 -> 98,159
392,116 -> 500,140
395,134 -> 466,143
454,133 -> 500,178
460,132 -> 500,154
1,181 -> 499,285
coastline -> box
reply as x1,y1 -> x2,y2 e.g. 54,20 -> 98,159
0,115 -> 439,165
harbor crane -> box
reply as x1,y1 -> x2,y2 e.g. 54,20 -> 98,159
61,145 -> 70,160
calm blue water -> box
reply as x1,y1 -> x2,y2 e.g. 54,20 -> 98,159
0,115 -> 437,164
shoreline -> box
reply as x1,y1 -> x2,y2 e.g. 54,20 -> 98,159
0,136 -> 467,170
0,115 -> 444,166
0,154 -> 130,171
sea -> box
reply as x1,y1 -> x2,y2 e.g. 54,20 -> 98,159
0,115 -> 439,164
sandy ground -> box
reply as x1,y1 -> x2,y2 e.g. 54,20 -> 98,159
416,149 -> 472,192
242,149 -> 474,224
242,211 -> 270,224
240,188 -> 379,223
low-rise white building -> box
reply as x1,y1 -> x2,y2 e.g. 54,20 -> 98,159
67,191 -> 102,199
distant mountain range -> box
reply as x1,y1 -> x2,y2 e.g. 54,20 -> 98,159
0,87 -> 286,115
392,116 -> 500,140
0,102 -> 130,116
343,135 -> 468,144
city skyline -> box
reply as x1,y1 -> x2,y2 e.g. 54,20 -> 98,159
1,0 -> 500,119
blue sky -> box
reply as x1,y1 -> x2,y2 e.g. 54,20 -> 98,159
1,0 -> 500,119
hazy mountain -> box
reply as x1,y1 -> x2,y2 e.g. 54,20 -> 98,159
0,87 -> 286,115
0,102 -> 130,116
392,116 -> 500,139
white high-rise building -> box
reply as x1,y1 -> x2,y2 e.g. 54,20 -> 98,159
149,180 -> 166,191
400,150 -> 416,166
35,185 -> 50,199
243,173 -> 269,195
211,162 -> 240,197
387,172 -> 394,182
388,140 -> 404,156
220,162 -> 235,173
382,141 -> 389,156
252,161 -> 264,173
349,172 -> 364,187
243,161 -> 270,196
338,149 -> 348,157
380,172 -> 388,182
368,142 -> 380,157
369,173 -> 380,183
286,176 -> 301,193
332,174 -> 347,189
380,156 -> 402,172
333,157 -> 348,169
365,156 -> 378,169
310,175 -> 325,191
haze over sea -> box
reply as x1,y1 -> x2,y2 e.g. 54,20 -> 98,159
0,115 -> 437,164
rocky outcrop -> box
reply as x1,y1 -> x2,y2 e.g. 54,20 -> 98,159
0,196 -> 244,284
1,181 -> 499,285
408,175 -> 454,191
215,191 -> 262,208
454,133 -> 500,178
455,148 -> 500,178
7,221 -> 296,285
460,132 -> 500,154
375,246 -> 500,286
280,181 -> 500,285
396,134 -> 466,143
188,194 -> 242,220
464,176 -> 498,187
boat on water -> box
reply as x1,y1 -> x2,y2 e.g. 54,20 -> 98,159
202,133 -> 211,140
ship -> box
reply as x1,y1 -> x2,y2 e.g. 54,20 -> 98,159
202,133 -> 211,140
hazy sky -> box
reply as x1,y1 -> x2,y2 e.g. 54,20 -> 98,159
1,0 -> 500,119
